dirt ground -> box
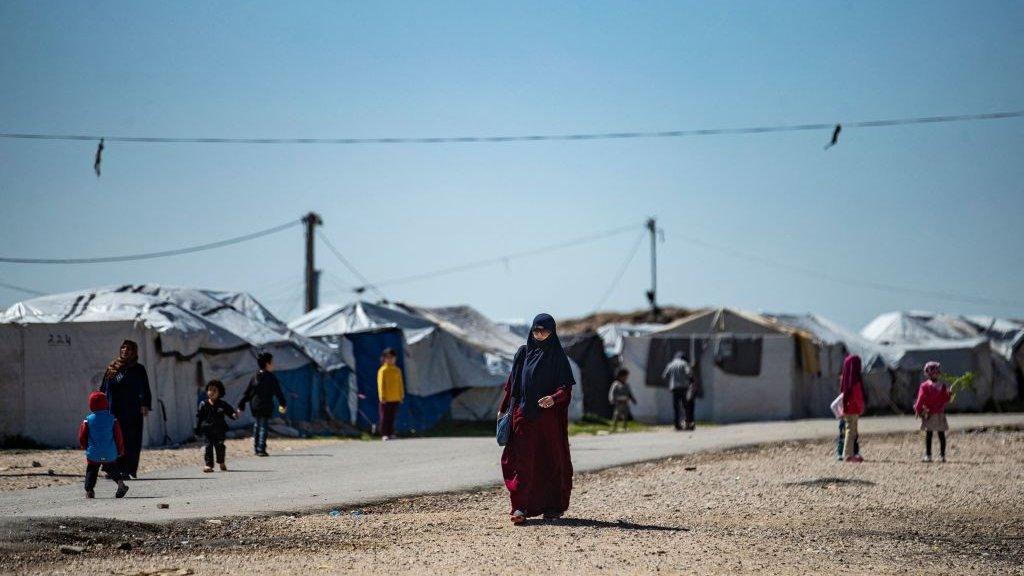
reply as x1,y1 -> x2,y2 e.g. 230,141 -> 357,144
2,427 -> 1022,575
0,437 -> 343,492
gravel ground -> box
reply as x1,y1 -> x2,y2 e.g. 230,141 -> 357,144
0,437 -> 344,492
2,427 -> 1022,575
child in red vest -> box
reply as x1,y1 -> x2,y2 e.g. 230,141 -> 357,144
79,391 -> 129,498
914,361 -> 953,463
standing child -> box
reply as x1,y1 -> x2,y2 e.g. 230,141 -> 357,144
608,368 -> 637,432
78,391 -> 129,499
196,380 -> 238,472
914,361 -> 953,463
839,354 -> 865,463
238,352 -> 287,457
377,348 -> 404,440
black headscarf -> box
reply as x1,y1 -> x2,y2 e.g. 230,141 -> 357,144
513,313 -> 575,420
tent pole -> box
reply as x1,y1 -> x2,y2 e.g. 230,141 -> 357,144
302,212 -> 323,313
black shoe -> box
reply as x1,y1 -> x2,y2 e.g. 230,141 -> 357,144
256,451 -> 269,457
85,490 -> 95,499
115,484 -> 129,498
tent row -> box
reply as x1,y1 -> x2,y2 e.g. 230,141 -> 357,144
601,307 -> 1023,425
0,285 -> 348,447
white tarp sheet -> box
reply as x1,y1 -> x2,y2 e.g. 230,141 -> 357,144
1,285 -> 345,446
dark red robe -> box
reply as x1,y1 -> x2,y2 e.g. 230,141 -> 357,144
499,379 -> 573,518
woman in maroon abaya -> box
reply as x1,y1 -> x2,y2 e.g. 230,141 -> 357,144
498,313 -> 575,524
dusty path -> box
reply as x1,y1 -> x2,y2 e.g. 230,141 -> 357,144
2,427 -> 1022,575
0,414 -> 1021,523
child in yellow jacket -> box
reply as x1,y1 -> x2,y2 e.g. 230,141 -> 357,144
377,347 -> 404,440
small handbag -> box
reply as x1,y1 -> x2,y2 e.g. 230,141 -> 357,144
830,393 -> 845,419
496,411 -> 512,446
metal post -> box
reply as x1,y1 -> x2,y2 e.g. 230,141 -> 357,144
302,212 -> 323,313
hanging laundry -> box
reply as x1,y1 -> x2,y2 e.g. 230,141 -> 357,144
714,336 -> 763,376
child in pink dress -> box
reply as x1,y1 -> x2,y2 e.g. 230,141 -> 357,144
913,361 -> 953,463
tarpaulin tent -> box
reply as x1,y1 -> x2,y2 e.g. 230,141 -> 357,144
763,313 -> 895,416
860,311 -> 1020,410
290,301 -> 538,431
620,308 -> 811,424
0,284 -> 346,447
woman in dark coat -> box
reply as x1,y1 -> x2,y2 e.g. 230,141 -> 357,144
99,340 -> 152,478
498,313 -> 575,524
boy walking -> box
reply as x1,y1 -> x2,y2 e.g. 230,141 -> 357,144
238,352 -> 287,456
196,380 -> 238,472
377,348 -> 404,440
78,391 -> 129,499
608,368 -> 637,432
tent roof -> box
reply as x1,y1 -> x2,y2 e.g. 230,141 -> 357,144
290,301 -> 522,358
400,304 -> 522,356
861,311 -> 1024,360
1,284 -> 343,370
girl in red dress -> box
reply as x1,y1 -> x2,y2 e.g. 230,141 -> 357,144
499,313 -> 575,525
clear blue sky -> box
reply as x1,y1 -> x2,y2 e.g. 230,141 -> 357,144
1,0 -> 1022,330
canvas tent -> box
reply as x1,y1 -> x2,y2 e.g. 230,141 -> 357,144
0,284 -> 346,448
860,311 -> 1021,410
618,308 -> 820,424
289,301 -> 585,431
764,313 -> 897,415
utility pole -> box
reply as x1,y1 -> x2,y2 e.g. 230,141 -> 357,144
302,212 -> 323,313
645,217 -> 660,321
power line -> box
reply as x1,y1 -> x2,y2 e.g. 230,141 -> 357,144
0,220 -> 301,264
315,231 -> 388,301
357,222 -> 644,290
2,110 -> 1021,146
590,229 -> 648,314
672,232 -> 1023,309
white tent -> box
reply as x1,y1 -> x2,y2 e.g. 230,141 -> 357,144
620,308 -> 809,424
0,284 -> 344,447
764,313 -> 898,415
860,311 -> 1020,409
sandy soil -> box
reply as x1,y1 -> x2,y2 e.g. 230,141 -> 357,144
2,428 -> 1022,575
0,437 -> 344,492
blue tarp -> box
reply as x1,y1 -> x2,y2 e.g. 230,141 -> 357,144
347,330 -> 453,433
276,364 -> 319,422
321,367 -> 352,424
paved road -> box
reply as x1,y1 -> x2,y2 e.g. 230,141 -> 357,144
1,413 -> 1021,523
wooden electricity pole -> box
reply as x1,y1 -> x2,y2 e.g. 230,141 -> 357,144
302,212 -> 323,313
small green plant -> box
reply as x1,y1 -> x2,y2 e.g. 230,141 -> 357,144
942,371 -> 975,395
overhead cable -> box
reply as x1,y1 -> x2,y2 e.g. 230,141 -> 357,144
365,222 -> 644,289
673,232 -> 1023,309
1,110 -> 1020,146
0,219 -> 301,264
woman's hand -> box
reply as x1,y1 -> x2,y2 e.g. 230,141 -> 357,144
141,407 -> 150,417
538,396 -> 555,409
